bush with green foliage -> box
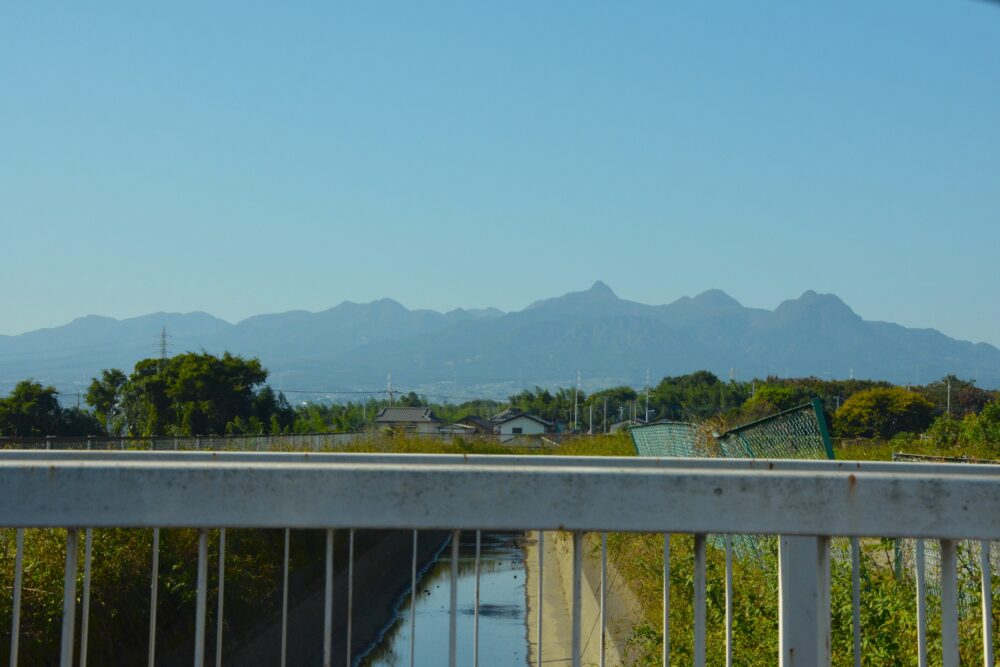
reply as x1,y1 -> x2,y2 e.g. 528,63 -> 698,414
834,387 -> 934,439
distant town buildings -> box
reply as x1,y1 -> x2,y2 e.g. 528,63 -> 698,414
374,405 -> 554,442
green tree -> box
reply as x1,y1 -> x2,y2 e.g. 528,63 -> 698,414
114,352 -> 284,436
916,375 -> 998,417
0,380 -> 63,436
86,368 -> 128,434
834,387 -> 934,439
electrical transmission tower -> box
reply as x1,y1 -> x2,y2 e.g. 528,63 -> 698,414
156,326 -> 172,371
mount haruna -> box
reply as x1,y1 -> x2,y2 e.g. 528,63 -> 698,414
2,281 -> 999,400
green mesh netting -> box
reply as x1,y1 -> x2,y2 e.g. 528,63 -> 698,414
629,401 -> 834,561
630,422 -> 702,457
715,401 -> 834,461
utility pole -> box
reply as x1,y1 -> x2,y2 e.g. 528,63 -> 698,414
589,403 -> 593,435
603,395 -> 608,434
387,372 -> 394,406
574,370 -> 580,432
645,369 -> 650,423
947,379 -> 952,417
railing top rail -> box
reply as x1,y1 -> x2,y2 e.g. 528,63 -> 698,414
1,449 -> 998,475
2,455 -> 999,539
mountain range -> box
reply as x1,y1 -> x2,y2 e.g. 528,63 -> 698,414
2,282 -> 999,401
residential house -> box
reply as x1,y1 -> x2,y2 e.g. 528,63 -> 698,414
374,406 -> 442,434
491,408 -> 552,443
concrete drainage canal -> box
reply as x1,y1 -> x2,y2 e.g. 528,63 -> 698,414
360,531 -> 528,666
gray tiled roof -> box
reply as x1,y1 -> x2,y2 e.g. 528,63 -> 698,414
375,407 -> 439,423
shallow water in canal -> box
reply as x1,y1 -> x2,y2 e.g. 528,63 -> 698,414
360,532 -> 528,666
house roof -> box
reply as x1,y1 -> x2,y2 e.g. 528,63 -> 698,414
492,408 -> 553,427
439,423 -> 477,432
457,415 -> 492,429
375,406 -> 440,423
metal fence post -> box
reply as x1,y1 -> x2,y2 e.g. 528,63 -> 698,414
779,535 -> 831,667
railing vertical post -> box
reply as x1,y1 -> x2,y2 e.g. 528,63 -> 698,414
916,539 -> 928,667
981,540 -> 994,667
10,528 -> 24,667
324,529 -> 334,667
537,531 -> 544,667
778,535 -> 831,667
663,533 -> 670,667
281,528 -> 289,667
449,529 -> 460,667
148,528 -> 160,667
851,536 -> 862,667
80,528 -> 93,667
572,531 -> 583,667
941,539 -> 959,667
409,530 -> 417,667
474,530 -> 481,667
725,535 -> 733,667
346,529 -> 354,667
693,534 -> 706,667
194,528 -> 208,667
216,528 -> 226,667
600,532 -> 607,667
60,528 -> 80,667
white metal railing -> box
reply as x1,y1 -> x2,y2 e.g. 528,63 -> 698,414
2,451 -> 1000,666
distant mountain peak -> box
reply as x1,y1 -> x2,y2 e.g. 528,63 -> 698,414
588,280 -> 617,298
691,289 -> 742,309
775,290 -> 860,321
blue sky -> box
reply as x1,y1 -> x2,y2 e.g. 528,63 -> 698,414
2,2 -> 998,345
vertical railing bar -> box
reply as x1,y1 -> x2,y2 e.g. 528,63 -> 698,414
148,528 -> 160,667
851,536 -> 862,667
600,532 -> 607,667
194,528 -> 208,667
916,538 -> 928,667
572,531 -> 583,667
409,530 -> 417,667
981,540 -> 993,667
941,539 -> 959,667
324,529 -> 334,667
79,528 -> 93,667
449,529 -> 460,667
819,536 -> 832,666
693,534 -> 707,667
10,528 -> 25,667
537,531 -> 544,667
281,528 -> 289,667
474,529 -> 481,667
60,528 -> 80,667
216,528 -> 226,667
347,528 -> 354,667
725,535 -> 733,667
663,533 -> 670,667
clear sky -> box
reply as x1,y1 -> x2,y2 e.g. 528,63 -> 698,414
2,2 -> 998,345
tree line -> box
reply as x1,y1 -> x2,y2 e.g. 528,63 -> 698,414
1,353 -> 998,451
